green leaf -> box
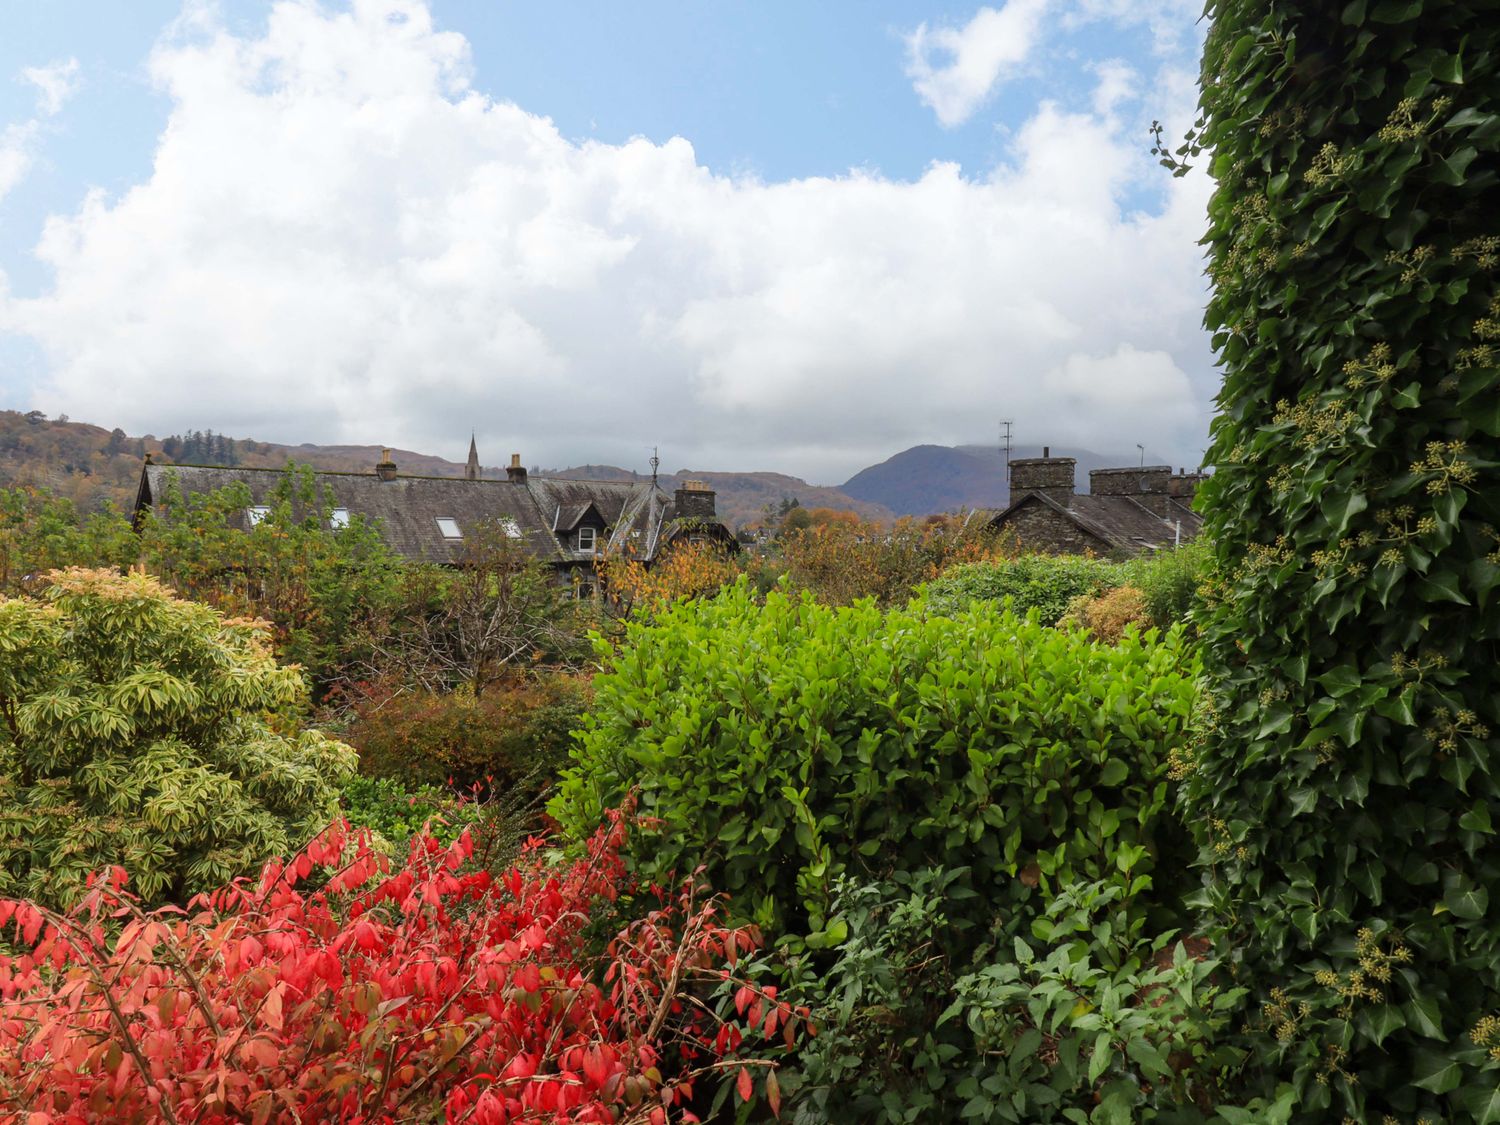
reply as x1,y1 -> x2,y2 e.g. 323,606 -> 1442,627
1098,759 -> 1129,787
1444,884 -> 1489,921
1411,1049 -> 1463,1094
1087,1035 -> 1112,1085
1458,1082 -> 1500,1125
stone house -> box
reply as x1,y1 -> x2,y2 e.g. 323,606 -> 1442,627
983,449 -> 1203,556
132,440 -> 737,585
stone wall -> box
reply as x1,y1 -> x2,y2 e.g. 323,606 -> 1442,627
999,500 -> 1112,556
1009,456 -> 1076,504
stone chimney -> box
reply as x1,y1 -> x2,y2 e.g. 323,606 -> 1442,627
506,453 -> 527,484
674,479 -> 717,519
1090,465 -> 1173,514
376,448 -> 397,482
1168,469 -> 1206,503
1009,448 -> 1076,505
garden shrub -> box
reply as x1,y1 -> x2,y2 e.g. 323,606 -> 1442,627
1119,539 -> 1212,632
0,810 -> 807,1122
1180,1 -> 1500,1118
0,568 -> 354,908
339,774 -> 487,847
922,554 -> 1125,623
339,673 -> 588,793
553,583 -> 1213,1117
1060,584 -> 1153,644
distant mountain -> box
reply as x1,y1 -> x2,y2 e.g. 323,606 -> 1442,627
842,443 -> 1171,517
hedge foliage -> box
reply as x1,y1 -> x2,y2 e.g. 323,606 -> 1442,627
1182,3 -> 1500,1118
552,584 -> 1212,1117
0,568 -> 354,907
553,583 -> 1197,944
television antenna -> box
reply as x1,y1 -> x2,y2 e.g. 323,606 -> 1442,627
649,446 -> 660,488
1000,421 -> 1013,484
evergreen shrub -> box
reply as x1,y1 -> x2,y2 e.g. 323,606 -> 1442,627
1182,2 -> 1500,1117
0,568 -> 354,907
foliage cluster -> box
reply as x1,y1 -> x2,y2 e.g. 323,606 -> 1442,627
0,486 -> 138,595
337,674 -> 588,793
0,810 -> 806,1123
553,584 -> 1211,1118
0,569 -> 354,909
338,775 -> 488,848
1180,2 -> 1500,1119
923,542 -> 1211,633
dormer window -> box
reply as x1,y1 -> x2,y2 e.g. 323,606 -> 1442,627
329,507 -> 350,530
577,527 -> 596,553
436,518 -> 462,539
246,506 -> 271,526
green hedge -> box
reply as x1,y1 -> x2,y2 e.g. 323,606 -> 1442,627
1183,2 -> 1500,1119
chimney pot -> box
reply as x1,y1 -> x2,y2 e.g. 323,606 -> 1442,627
506,453 -> 527,484
376,448 -> 397,482
1043,446 -> 1050,458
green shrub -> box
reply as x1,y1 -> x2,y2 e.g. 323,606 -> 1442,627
1120,539 -> 1212,632
554,581 -> 1197,940
0,568 -> 354,907
1180,2 -> 1500,1118
340,673 -> 587,794
339,775 -> 484,847
552,583 -> 1217,1117
922,554 -> 1125,623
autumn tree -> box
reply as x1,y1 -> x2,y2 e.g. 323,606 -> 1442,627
372,520 -> 581,698
0,568 -> 354,908
596,539 -> 743,621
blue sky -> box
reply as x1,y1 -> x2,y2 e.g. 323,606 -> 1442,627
0,0 -> 1212,481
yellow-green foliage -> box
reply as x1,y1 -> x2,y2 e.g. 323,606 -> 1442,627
0,568 -> 354,907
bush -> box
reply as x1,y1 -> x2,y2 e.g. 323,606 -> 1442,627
339,775 -> 486,847
552,584 -> 1215,1117
1060,584 -> 1153,644
1181,0 -> 1500,1117
1120,538 -> 1212,632
0,568 -> 354,907
553,581 -> 1198,944
0,811 -> 807,1122
339,673 -> 588,794
922,554 -> 1125,622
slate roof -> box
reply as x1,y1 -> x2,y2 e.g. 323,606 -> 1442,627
134,463 -> 734,566
986,491 -> 1202,555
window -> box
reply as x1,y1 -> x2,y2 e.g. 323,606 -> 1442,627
499,517 -> 522,539
246,506 -> 271,526
329,508 -> 350,530
577,527 -> 596,553
436,518 -> 462,539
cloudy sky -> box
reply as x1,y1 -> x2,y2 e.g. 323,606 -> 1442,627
0,0 -> 1213,482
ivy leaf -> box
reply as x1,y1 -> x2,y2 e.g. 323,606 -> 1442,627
1444,884 -> 1489,921
1411,1049 -> 1463,1094
1457,1082 -> 1500,1125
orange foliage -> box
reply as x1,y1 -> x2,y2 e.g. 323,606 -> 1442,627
596,540 -> 743,617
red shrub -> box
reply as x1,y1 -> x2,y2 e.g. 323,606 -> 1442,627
0,809 -> 803,1123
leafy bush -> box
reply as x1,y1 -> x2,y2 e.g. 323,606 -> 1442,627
1119,539 -> 1212,633
0,487 -> 136,595
0,811 -> 807,1122
553,582 -> 1198,944
1060,584 -> 1153,644
1179,1 -> 1500,1117
789,874 -> 1250,1123
0,568 -> 354,907
922,554 -> 1125,623
339,774 -> 487,847
553,584 -> 1213,1117
339,673 -> 587,793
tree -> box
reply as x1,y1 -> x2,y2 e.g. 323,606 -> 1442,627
1181,4 -> 1500,1118
373,520 -> 580,698
0,568 -> 355,907
138,465 -> 399,694
0,486 -> 136,595
596,539 -> 742,620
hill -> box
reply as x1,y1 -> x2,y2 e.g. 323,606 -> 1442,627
0,413 -> 892,529
842,443 -> 1173,516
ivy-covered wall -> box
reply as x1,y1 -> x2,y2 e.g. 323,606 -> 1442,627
1181,2 -> 1500,1119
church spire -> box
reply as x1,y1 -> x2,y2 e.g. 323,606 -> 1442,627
466,432 -> 480,480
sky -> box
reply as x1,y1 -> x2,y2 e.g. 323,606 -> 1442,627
0,0 -> 1214,483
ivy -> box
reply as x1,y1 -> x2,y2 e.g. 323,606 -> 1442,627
1181,2 -> 1500,1119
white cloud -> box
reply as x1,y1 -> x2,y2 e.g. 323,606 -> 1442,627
904,0 -> 1050,128
1,0 -> 1215,482
0,57 -> 81,206
20,58 -> 81,117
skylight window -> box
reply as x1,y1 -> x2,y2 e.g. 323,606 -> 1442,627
499,517 -> 522,539
329,507 -> 350,529
246,506 -> 271,526
436,518 -> 462,539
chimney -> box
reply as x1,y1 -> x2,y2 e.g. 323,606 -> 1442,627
1009,451 -> 1076,505
674,479 -> 717,519
1168,469 -> 1206,503
506,453 -> 527,484
376,448 -> 397,482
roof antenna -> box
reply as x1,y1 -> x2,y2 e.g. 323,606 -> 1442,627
650,446 -> 660,488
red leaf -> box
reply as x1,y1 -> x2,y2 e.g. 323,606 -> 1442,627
736,1066 -> 753,1103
